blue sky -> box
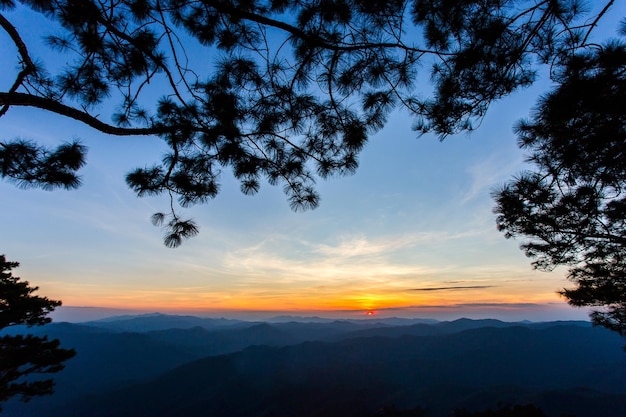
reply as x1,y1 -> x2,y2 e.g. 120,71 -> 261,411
2,2 -> 624,322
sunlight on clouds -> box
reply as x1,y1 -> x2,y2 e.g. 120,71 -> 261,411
54,262 -> 566,312
14,221 -> 569,314
174,231 -> 568,312
313,235 -> 415,257
311,231 -> 481,258
218,230 -> 530,285
221,233 -> 442,284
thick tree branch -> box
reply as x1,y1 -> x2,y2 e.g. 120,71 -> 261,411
0,13 -> 38,117
210,2 -> 452,56
0,92 -> 174,136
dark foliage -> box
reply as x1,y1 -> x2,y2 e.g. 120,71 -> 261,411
493,42 -> 626,335
0,140 -> 86,190
0,1 -> 618,245
0,255 -> 75,411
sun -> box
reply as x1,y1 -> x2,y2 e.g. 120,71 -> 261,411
365,310 -> 376,316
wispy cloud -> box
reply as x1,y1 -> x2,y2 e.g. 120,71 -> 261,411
345,301 -> 589,320
409,285 -> 495,291
312,234 -> 419,258
220,231 -> 476,285
461,152 -> 523,204
451,302 -> 540,308
363,302 -> 544,311
214,230 -> 554,294
310,230 -> 482,258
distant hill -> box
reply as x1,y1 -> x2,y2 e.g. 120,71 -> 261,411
1,316 -> 396,416
0,322 -> 197,417
145,320 -> 382,357
266,315 -> 440,326
29,322 -> 626,417
84,313 -> 246,332
83,313 -> 441,331
327,318 -> 592,341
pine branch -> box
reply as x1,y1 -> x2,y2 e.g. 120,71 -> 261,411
0,92 -> 181,136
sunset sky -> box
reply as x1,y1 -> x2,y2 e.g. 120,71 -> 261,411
2,3 -> 624,323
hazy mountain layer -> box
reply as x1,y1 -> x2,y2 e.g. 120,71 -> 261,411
4,316 -> 621,417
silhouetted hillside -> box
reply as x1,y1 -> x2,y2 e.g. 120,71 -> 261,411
84,313 -> 245,332
266,316 -> 439,326
1,322 -> 198,417
327,318 -> 591,341
146,320 -> 380,356
50,324 -> 626,417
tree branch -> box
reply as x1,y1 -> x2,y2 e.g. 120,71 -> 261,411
582,0 -> 615,45
0,13 -> 38,117
210,2 -> 452,56
0,92 -> 175,136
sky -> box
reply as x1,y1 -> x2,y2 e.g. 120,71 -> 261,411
1,3 -> 624,323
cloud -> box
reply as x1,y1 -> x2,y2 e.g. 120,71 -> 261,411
216,230 -> 543,291
450,302 -> 541,308
461,152 -> 523,204
312,233 -> 429,258
409,285 -> 495,291
354,302 -> 591,321
358,302 -> 540,311
310,230 -> 483,258
217,231 -> 491,288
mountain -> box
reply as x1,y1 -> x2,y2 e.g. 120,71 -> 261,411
266,315 -> 440,326
327,318 -> 592,341
144,320 -> 381,357
84,313 -> 245,332
0,322 -> 198,417
84,313 -> 439,332
44,323 -> 626,417
1,316 -> 394,415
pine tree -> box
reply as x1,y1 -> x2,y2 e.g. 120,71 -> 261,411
0,255 -> 75,410
0,1 -> 619,246
493,42 -> 626,335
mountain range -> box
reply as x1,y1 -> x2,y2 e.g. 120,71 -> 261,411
2,314 -> 625,417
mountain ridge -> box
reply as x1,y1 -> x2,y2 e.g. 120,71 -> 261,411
42,323 -> 626,417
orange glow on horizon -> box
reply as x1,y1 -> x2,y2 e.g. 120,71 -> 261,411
52,278 -> 566,315
59,291 -> 563,311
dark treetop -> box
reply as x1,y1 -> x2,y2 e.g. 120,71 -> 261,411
1,1 -> 625,337
493,40 -> 626,336
0,0 -> 619,246
0,255 -> 75,410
